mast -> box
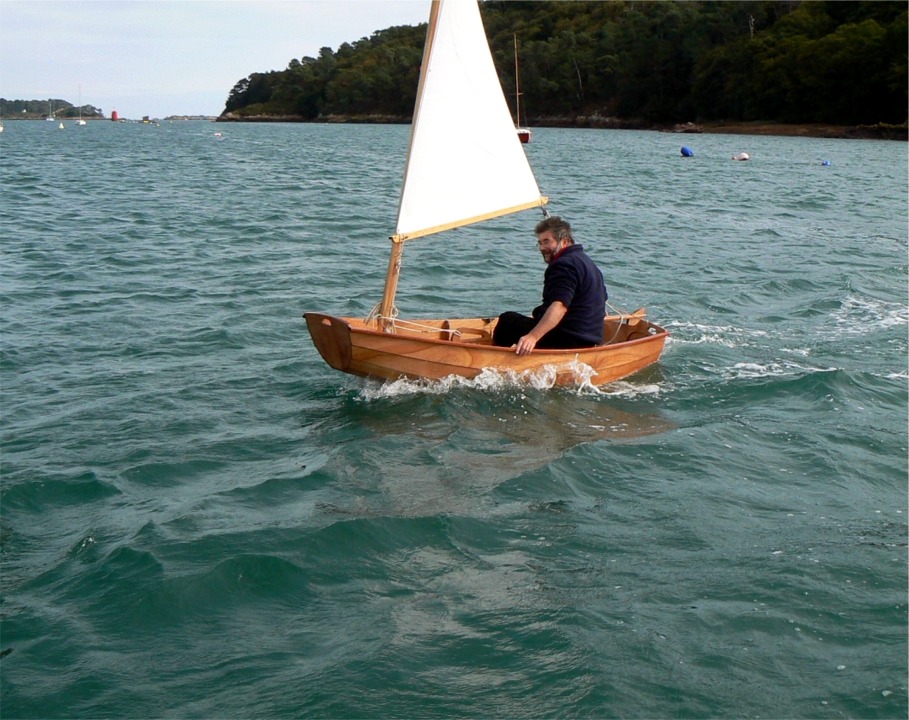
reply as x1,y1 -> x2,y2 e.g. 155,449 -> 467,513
514,34 -> 521,128
378,0 -> 442,328
378,240 -> 404,330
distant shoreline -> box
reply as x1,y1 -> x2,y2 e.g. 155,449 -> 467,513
0,116 -> 218,123
4,113 -> 903,141
517,118 -> 908,140
216,113 -> 907,140
675,121 -> 908,141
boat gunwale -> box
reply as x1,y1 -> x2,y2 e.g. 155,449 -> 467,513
315,313 -> 669,354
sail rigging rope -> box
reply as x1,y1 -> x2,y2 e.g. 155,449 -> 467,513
605,300 -> 633,316
364,303 -> 387,325
365,304 -> 460,337
603,301 -> 646,344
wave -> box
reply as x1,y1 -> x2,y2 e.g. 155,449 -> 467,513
707,365 -> 907,417
832,294 -> 908,335
666,296 -> 908,362
666,321 -> 769,348
721,360 -> 837,381
0,471 -> 121,512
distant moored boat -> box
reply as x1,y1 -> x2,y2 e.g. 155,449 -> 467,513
513,34 -> 531,144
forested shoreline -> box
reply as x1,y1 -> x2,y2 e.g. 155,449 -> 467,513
0,99 -> 103,120
219,0 -> 907,137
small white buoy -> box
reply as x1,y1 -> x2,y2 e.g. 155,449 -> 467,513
732,152 -> 750,161
58,122 -> 65,130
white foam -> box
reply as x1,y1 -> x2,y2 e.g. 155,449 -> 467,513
780,347 -> 811,357
833,295 -> 908,336
666,321 -> 769,348
358,374 -> 472,399
596,381 -> 663,397
724,361 -> 837,380
357,360 -> 661,399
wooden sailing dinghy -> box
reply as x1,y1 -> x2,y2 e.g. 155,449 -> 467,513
305,0 -> 667,387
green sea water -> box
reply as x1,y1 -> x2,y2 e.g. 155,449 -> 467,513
1,120 -> 906,718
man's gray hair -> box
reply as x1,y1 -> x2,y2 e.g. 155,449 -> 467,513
535,216 -> 574,244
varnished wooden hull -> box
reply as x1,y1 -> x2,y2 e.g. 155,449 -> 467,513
304,312 -> 667,386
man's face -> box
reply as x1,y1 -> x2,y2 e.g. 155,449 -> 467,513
536,230 -> 564,264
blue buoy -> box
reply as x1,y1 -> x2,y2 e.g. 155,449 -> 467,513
681,146 -> 694,157
821,160 -> 831,166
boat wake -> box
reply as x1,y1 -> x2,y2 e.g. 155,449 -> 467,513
666,321 -> 768,348
722,360 -> 838,381
833,294 -> 908,336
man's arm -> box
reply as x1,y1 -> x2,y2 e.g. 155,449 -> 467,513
514,301 -> 568,355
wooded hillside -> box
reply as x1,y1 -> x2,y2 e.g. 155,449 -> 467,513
220,0 -> 907,128
0,99 -> 104,120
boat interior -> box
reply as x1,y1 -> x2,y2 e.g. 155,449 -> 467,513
347,312 -> 663,347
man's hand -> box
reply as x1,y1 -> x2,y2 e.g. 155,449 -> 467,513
514,335 -> 538,356
512,301 -> 568,356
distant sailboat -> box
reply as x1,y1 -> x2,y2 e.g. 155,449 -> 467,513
76,85 -> 87,126
46,101 -> 55,121
514,34 -> 531,144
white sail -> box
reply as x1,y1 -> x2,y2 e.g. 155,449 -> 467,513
394,0 -> 546,242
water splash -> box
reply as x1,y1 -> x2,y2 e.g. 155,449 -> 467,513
356,360 -> 660,400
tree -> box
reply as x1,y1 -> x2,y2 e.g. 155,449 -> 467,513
218,0 -> 907,129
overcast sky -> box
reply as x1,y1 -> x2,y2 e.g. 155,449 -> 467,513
0,0 -> 432,119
